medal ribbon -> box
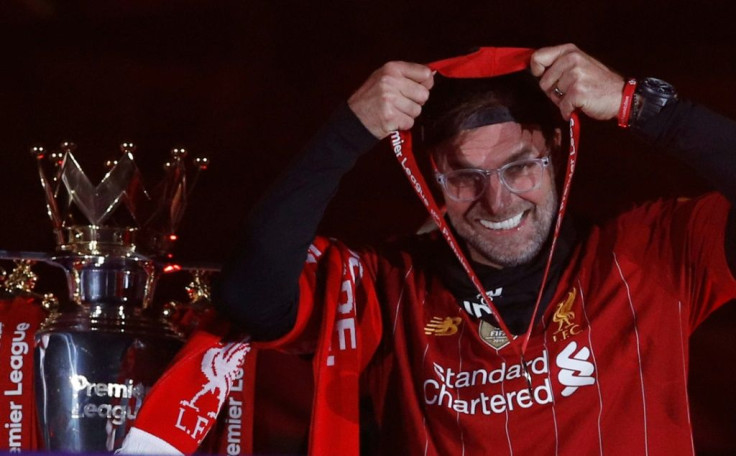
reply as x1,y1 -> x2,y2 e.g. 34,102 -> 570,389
392,47 -> 581,377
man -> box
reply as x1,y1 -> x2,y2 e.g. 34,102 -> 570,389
217,44 -> 736,455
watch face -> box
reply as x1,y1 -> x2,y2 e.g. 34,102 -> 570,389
631,77 -> 678,127
642,77 -> 676,96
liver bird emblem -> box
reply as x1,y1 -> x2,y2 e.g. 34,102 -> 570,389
181,342 -> 250,418
553,287 -> 577,333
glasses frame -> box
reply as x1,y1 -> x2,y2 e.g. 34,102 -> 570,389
434,156 -> 551,202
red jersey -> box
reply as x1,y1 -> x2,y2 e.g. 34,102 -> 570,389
261,193 -> 736,455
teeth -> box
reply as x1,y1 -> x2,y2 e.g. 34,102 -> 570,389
479,212 -> 524,230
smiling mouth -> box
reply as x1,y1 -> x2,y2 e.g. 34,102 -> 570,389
478,211 -> 525,230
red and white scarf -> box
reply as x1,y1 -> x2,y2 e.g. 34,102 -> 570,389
118,327 -> 251,454
119,237 -> 381,455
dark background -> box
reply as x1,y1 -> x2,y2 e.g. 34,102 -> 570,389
0,0 -> 734,454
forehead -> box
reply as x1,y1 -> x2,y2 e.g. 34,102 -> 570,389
441,122 -> 547,169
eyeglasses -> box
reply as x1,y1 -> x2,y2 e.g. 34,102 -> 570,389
435,156 -> 551,202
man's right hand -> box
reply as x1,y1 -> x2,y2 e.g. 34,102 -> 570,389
348,61 -> 434,140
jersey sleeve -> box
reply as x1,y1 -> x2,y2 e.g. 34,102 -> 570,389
610,193 -> 736,330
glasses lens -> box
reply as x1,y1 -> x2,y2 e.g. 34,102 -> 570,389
440,158 -> 547,201
501,159 -> 544,193
444,169 -> 486,201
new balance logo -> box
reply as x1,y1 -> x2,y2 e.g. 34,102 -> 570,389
555,341 -> 595,397
424,316 -> 462,336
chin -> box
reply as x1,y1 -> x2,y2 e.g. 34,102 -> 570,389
465,228 -> 548,268
477,245 -> 542,268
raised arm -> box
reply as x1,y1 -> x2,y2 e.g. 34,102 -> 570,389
216,62 -> 433,340
531,43 -> 736,272
530,43 -> 736,204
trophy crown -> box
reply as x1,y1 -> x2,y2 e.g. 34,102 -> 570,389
33,141 -> 208,257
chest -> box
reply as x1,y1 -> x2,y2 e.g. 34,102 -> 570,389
371,252 -> 694,454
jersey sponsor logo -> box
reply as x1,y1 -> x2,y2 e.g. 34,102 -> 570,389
423,353 -> 552,416
422,342 -> 597,417
555,341 -> 595,397
478,320 -> 511,350
424,316 -> 462,336
460,288 -> 502,319
551,287 -> 582,342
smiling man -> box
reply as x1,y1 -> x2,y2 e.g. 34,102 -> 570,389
218,44 -> 736,455
430,110 -> 559,268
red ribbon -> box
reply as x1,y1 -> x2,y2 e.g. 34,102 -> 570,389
394,47 -> 581,375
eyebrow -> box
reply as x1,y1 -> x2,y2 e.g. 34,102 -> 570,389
504,146 -> 539,164
447,144 -> 543,170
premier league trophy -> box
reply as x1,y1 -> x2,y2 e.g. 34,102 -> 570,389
32,142 -> 208,452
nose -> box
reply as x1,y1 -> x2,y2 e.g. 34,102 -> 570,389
478,172 -> 513,213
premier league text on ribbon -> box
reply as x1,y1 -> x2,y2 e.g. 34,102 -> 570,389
3,322 -> 31,452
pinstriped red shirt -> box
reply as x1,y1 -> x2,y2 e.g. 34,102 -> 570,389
266,193 -> 735,455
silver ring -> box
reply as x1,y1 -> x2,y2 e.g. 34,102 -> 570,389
553,86 -> 565,97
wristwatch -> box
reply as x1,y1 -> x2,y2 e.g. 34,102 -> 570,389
630,77 -> 678,128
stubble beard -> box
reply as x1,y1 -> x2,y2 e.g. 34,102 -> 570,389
450,187 -> 559,268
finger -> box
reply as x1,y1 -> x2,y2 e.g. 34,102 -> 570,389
398,64 -> 434,95
420,70 -> 437,90
386,61 -> 434,85
530,43 -> 577,77
553,72 -> 586,120
392,95 -> 424,119
398,80 -> 431,106
553,69 -> 579,97
369,75 -> 427,116
538,55 -> 575,95
375,64 -> 432,105
558,98 -> 576,121
375,99 -> 419,133
393,110 -> 417,132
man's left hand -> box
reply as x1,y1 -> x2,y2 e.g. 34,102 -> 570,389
530,43 -> 625,121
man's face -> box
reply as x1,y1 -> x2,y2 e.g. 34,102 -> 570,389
435,122 -> 559,268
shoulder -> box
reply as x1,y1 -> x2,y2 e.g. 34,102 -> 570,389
587,192 -> 730,261
605,193 -> 728,232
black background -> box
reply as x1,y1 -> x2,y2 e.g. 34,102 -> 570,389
1,1 -> 735,453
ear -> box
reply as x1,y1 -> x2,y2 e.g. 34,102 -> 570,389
552,127 -> 562,151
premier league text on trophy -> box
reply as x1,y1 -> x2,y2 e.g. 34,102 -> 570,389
68,375 -> 146,425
